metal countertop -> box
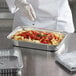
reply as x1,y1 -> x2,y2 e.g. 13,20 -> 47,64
0,27 -> 76,76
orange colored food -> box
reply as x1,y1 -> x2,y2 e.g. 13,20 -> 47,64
11,30 -> 64,45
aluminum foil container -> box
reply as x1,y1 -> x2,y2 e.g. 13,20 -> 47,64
7,26 -> 68,52
0,47 -> 23,73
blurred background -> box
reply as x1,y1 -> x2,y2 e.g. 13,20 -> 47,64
0,0 -> 76,32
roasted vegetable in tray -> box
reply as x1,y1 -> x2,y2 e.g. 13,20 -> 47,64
11,29 -> 64,45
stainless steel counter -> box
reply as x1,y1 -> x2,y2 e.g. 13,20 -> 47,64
1,28 -> 76,76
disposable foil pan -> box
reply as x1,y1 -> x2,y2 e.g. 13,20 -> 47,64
0,47 -> 23,73
7,26 -> 68,52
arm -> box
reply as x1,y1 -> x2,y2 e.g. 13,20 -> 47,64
56,0 -> 75,33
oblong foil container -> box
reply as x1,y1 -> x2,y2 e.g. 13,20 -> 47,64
7,26 -> 68,52
0,47 -> 23,73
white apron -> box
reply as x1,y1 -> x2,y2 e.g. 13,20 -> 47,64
6,0 -> 75,33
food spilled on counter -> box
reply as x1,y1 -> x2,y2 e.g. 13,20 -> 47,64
11,30 -> 64,45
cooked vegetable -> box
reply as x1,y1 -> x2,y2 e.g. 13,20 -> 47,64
11,30 -> 64,45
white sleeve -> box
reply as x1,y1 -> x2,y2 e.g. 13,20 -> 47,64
6,0 -> 19,14
57,0 -> 75,33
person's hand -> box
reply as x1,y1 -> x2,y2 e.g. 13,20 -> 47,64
15,0 -> 36,21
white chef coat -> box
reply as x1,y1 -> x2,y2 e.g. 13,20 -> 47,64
6,0 -> 75,33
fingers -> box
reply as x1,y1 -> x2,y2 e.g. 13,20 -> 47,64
29,4 -> 36,20
25,5 -> 34,21
25,4 -> 36,21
